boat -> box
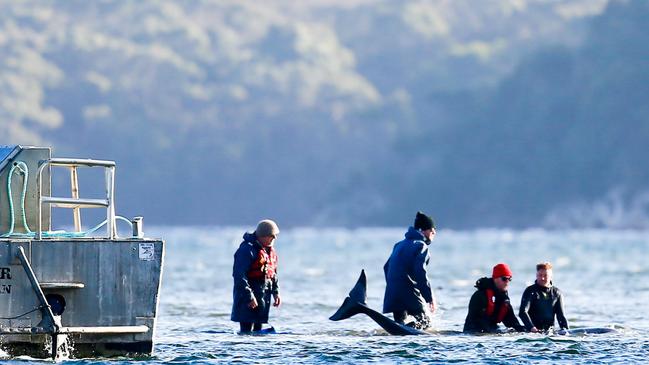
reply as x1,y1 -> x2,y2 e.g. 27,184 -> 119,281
0,145 -> 164,358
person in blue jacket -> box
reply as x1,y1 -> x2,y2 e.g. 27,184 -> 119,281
382,211 -> 437,329
231,219 -> 281,333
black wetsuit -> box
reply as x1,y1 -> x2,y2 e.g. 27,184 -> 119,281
519,282 -> 569,331
463,277 -> 525,333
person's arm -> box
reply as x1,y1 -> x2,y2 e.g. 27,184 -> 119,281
503,300 -> 525,332
271,260 -> 281,306
429,292 -> 437,313
411,243 -> 433,303
271,275 -> 280,296
466,290 -> 491,332
233,247 -> 255,304
383,255 -> 390,279
555,289 -> 569,330
518,287 -> 535,331
272,277 -> 281,306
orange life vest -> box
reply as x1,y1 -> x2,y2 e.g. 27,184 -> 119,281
485,288 -> 509,323
247,246 -> 278,281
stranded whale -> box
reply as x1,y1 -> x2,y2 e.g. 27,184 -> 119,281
330,270 -> 616,337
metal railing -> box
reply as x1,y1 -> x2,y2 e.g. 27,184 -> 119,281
37,158 -> 117,239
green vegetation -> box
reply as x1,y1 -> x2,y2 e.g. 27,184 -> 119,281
1,0 -> 646,228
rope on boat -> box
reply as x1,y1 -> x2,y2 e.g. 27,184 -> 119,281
0,304 -> 49,320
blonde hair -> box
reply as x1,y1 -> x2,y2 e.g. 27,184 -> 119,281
536,262 -> 553,271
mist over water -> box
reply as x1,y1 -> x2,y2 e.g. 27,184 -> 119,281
145,227 -> 648,364
544,189 -> 649,229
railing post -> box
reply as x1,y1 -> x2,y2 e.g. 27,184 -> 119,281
70,166 -> 81,232
105,166 -> 116,239
37,162 -> 48,240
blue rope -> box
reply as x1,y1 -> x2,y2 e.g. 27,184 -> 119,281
40,216 -> 133,238
6,216 -> 133,239
1,161 -> 32,237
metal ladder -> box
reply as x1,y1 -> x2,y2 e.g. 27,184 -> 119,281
36,158 -> 117,239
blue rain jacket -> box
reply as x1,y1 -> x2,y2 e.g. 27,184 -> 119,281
230,232 -> 279,323
382,227 -> 433,314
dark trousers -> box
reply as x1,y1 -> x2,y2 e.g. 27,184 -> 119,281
393,310 -> 431,330
239,322 -> 262,333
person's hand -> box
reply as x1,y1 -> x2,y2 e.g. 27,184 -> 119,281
530,327 -> 539,333
273,294 -> 281,307
428,301 -> 436,314
248,297 -> 258,309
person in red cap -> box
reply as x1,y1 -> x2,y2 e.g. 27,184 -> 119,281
463,263 -> 525,333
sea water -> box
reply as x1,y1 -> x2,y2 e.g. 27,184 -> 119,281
5,228 -> 649,363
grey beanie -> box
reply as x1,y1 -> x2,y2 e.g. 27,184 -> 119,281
255,219 -> 280,237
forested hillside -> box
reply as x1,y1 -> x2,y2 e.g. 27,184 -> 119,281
2,0 -> 647,228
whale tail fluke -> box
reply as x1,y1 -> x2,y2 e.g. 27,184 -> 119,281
328,270 -> 427,335
329,270 -> 368,321
347,269 -> 368,304
329,297 -> 363,321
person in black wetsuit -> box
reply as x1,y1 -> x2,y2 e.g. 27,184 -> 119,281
463,263 -> 525,333
519,262 -> 569,332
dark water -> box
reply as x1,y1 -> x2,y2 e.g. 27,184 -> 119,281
6,228 -> 649,363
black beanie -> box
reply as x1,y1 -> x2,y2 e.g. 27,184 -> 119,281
414,211 -> 435,231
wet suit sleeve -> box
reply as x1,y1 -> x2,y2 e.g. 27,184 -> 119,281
503,301 -> 525,332
466,290 -> 491,332
518,287 -> 535,331
232,247 -> 255,302
555,289 -> 569,330
411,243 -> 433,303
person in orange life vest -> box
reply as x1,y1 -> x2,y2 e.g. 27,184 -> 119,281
231,219 -> 281,333
519,262 -> 569,332
463,263 -> 525,333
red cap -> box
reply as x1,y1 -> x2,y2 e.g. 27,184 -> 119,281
492,263 -> 513,278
